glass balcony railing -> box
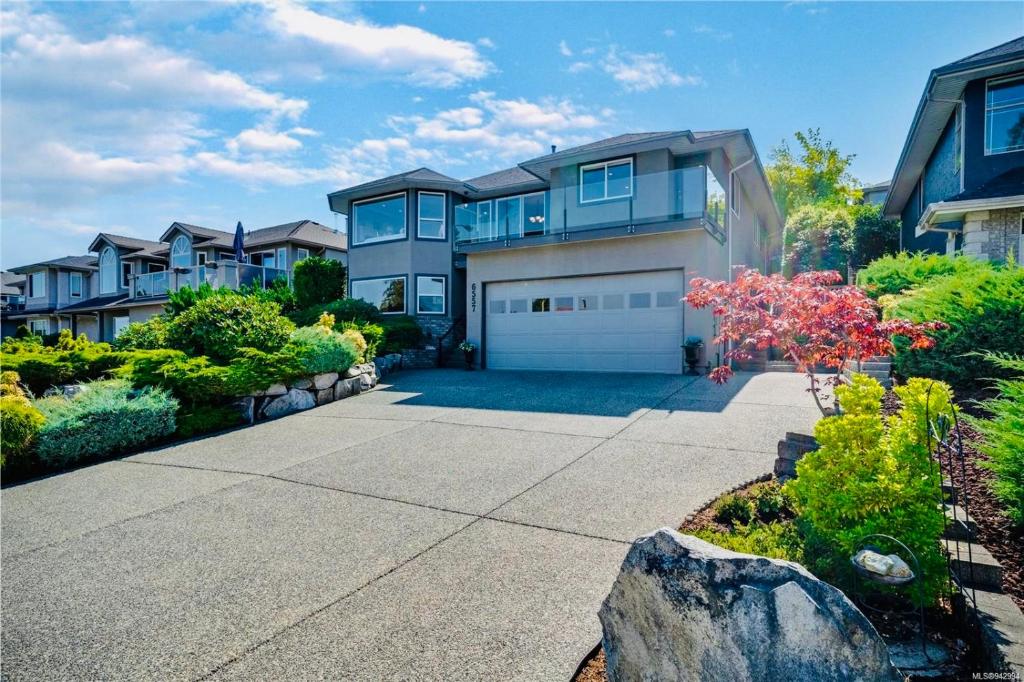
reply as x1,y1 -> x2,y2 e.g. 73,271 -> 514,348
1,295 -> 26,311
455,165 -> 727,248
132,261 -> 291,298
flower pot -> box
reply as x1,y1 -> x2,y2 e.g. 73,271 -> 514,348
684,344 -> 703,375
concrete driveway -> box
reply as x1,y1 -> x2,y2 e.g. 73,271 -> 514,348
1,369 -> 821,681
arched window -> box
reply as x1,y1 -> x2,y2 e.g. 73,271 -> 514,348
99,247 -> 117,294
171,235 -> 191,268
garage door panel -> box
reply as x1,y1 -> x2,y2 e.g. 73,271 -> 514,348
485,271 -> 684,374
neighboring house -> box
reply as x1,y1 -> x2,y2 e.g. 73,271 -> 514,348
2,220 -> 347,342
884,36 -> 1024,261
4,256 -> 99,338
328,130 -> 782,374
1,271 -> 27,337
859,181 -> 891,206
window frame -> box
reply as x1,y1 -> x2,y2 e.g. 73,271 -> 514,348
28,271 -> 46,299
985,74 -> 1024,156
417,191 -> 447,240
276,247 -> 287,270
196,252 -> 207,266
350,275 -> 407,315
578,157 -> 634,204
296,248 -> 310,262
352,192 -> 408,246
29,319 -> 49,335
69,271 -> 83,298
415,274 -> 447,316
170,235 -> 191,269
120,261 -> 133,289
730,176 -> 741,218
99,247 -> 117,294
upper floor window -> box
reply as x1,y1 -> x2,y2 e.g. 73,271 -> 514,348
99,247 -> 117,294
986,74 -> 1024,155
417,192 -> 446,239
353,193 -> 406,245
121,261 -> 133,289
296,248 -> 310,261
69,271 -> 83,298
28,271 -> 46,298
580,158 -> 633,203
730,177 -> 741,217
170,235 -> 191,268
953,103 -> 963,173
706,167 -> 726,226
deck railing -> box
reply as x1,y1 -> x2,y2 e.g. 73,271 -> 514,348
133,261 -> 290,299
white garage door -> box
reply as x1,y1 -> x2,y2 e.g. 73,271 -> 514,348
485,271 -> 685,374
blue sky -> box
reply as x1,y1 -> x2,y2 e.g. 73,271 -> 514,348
2,1 -> 1021,268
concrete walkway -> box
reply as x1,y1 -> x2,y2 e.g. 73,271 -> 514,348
1,369 -> 821,681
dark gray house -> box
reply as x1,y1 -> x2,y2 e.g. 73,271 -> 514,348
328,130 -> 782,374
884,36 -> 1024,261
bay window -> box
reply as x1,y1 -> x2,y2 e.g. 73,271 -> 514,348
351,276 -> 406,314
580,158 -> 633,203
416,275 -> 445,315
170,235 -> 191,268
986,74 -> 1024,155
418,192 -> 446,239
353,193 -> 407,245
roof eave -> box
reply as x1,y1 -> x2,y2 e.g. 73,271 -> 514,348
915,194 -> 1024,236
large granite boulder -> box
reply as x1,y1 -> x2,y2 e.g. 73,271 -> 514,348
599,529 -> 898,682
261,388 -> 315,420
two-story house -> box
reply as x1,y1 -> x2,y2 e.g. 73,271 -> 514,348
884,36 -> 1024,261
4,256 -> 99,338
3,220 -> 348,342
328,130 -> 782,374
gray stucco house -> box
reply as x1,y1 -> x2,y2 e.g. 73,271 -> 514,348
328,130 -> 782,374
884,36 -> 1024,261
3,220 -> 347,342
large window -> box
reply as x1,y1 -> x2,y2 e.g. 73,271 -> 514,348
170,235 -> 191,268
580,158 -> 633,203
353,193 -> 407,245
706,167 -> 727,226
69,271 -> 83,298
99,247 -> 117,294
28,271 -> 46,298
496,196 -> 523,239
351,276 -> 406,314
121,261 -> 133,289
416,275 -> 445,315
248,250 -> 276,268
418,192 -> 445,239
986,74 -> 1024,155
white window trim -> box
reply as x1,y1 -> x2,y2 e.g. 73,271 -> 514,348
276,247 -> 287,270
69,271 -> 83,298
579,158 -> 634,204
984,74 -> 1024,156
351,275 -> 407,315
730,176 -> 741,218
170,235 -> 191,268
99,247 -> 117,294
28,271 -> 46,299
417,191 -> 446,240
415,275 -> 446,315
296,248 -> 310,261
248,250 -> 275,268
29,318 -> 49,335
120,261 -> 133,289
196,252 -> 207,266
352,192 -> 408,246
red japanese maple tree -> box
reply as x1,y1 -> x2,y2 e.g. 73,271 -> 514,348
684,268 -> 944,415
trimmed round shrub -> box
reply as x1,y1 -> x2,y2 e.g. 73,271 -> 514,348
166,294 -> 294,363
293,256 -> 347,309
0,395 -> 44,468
34,380 -> 177,467
289,326 -> 359,375
857,251 -> 992,299
114,317 -> 169,350
884,265 -> 1024,390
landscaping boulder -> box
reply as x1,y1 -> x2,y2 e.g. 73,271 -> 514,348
261,388 -> 315,419
599,529 -> 898,682
313,372 -> 338,390
343,366 -> 362,379
233,396 -> 255,424
373,357 -> 388,377
290,377 -> 313,390
315,387 -> 334,406
334,377 -> 361,400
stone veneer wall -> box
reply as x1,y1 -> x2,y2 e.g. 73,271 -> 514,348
413,315 -> 453,345
962,208 -> 1024,262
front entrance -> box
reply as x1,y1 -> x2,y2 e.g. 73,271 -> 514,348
484,270 -> 685,373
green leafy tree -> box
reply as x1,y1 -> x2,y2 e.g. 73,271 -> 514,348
783,204 -> 855,278
766,128 -> 859,219
293,256 -> 346,309
850,203 -> 900,269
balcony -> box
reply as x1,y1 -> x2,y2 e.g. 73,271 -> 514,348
1,295 -> 26,312
454,165 -> 727,251
133,261 -> 291,299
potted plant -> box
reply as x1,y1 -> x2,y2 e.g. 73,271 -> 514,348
458,340 -> 477,370
683,336 -> 704,375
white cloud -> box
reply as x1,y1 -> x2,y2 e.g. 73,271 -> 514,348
261,0 -> 492,88
693,24 -> 734,41
559,40 -> 573,57
477,37 -> 496,49
567,61 -> 592,74
601,47 -> 702,92
226,128 -> 304,154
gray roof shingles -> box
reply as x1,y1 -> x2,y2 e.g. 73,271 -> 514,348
941,36 -> 1024,70
10,255 -> 98,273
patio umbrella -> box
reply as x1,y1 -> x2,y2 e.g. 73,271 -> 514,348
232,221 -> 245,262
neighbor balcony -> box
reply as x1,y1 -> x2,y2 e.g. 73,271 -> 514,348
454,166 -> 727,251
132,261 -> 290,299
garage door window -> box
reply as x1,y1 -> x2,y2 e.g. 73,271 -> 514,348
656,291 -> 680,307
578,295 -> 598,311
554,296 -> 574,312
603,294 -> 624,310
510,299 -> 527,313
416,275 -> 446,315
531,297 -> 550,313
629,293 -> 651,308
489,299 -> 506,314
351,276 -> 406,314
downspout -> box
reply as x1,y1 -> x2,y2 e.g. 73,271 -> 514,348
728,156 -> 756,282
